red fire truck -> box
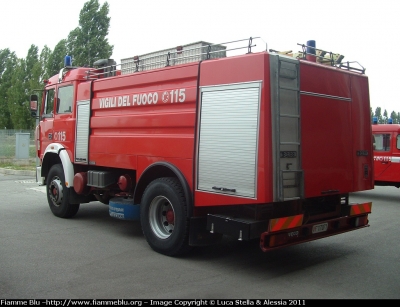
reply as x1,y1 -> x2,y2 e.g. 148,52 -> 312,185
372,117 -> 400,187
30,37 -> 373,256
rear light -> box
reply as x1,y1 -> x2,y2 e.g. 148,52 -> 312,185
269,214 -> 303,232
349,202 -> 372,216
354,216 -> 368,227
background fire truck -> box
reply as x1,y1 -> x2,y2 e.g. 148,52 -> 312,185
372,117 -> 400,188
30,37 -> 373,256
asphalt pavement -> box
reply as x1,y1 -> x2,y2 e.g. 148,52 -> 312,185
1,170 -> 399,299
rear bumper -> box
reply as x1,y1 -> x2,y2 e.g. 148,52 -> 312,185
205,202 -> 372,251
260,203 -> 371,251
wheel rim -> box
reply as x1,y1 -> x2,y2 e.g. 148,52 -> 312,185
148,195 -> 175,239
48,176 -> 63,207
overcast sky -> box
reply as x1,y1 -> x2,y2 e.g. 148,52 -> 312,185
1,0 -> 399,114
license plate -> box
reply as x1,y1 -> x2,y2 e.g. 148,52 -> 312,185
312,223 -> 328,234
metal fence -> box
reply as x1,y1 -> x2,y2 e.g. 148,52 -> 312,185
0,129 -> 36,161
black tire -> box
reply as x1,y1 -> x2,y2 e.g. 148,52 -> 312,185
140,177 -> 191,256
46,164 -> 80,218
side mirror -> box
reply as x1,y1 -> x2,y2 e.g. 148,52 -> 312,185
30,94 -> 38,117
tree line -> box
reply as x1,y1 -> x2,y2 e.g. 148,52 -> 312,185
0,0 -> 113,130
371,107 -> 400,124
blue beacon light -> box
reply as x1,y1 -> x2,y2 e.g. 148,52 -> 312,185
64,55 -> 72,67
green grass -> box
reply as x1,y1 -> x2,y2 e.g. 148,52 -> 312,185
0,143 -> 36,156
0,161 -> 36,171
0,132 -> 36,171
0,143 -> 37,171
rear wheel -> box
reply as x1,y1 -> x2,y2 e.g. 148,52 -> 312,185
46,164 -> 80,218
140,177 -> 191,256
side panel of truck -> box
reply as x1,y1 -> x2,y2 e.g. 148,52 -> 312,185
300,62 -> 373,196
350,74 -> 374,191
195,53 -> 271,206
300,62 -> 353,197
87,64 -> 200,188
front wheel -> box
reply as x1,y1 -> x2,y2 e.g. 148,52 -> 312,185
46,164 -> 80,218
140,177 -> 191,256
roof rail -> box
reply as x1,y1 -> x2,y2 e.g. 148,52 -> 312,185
84,37 -> 366,79
85,37 -> 260,79
294,42 -> 366,74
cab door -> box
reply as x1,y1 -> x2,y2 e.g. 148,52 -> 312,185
384,132 -> 400,182
52,84 -> 74,158
39,87 -> 56,160
373,132 -> 395,181
39,84 -> 74,161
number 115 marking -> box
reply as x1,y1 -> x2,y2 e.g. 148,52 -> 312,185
170,89 -> 186,103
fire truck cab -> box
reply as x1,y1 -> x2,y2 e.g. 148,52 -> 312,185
372,117 -> 400,187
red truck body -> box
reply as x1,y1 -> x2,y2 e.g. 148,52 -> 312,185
372,122 -> 400,187
32,38 -> 373,256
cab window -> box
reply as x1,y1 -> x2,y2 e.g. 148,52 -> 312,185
373,134 -> 391,151
57,85 -> 73,114
43,89 -> 55,117
397,135 -> 400,150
